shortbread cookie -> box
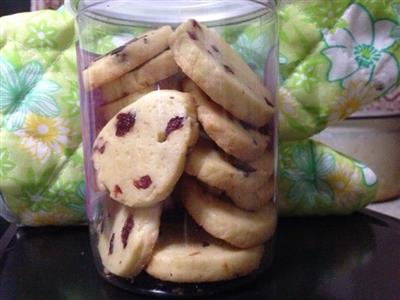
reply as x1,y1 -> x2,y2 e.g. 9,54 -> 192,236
181,176 -> 276,248
185,140 -> 274,211
183,79 -> 269,162
146,218 -> 264,283
84,26 -> 172,90
98,87 -> 155,122
97,199 -> 162,278
169,19 -> 273,127
93,90 -> 198,207
101,50 -> 180,102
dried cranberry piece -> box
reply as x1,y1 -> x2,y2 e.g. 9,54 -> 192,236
223,65 -> 234,74
211,45 -> 220,53
187,31 -> 198,40
113,185 -> 123,197
108,233 -> 115,255
115,112 -> 136,137
94,142 -> 107,154
134,175 -> 152,189
202,241 -> 210,247
229,157 -> 256,177
165,116 -> 184,138
121,214 -> 134,249
191,19 -> 201,29
264,96 -> 274,107
100,220 -> 105,234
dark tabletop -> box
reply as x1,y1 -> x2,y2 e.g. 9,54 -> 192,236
0,209 -> 399,300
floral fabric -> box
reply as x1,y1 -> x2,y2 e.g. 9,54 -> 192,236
278,1 -> 400,140
0,9 -> 85,225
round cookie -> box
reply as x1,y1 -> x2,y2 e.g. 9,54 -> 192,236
180,176 -> 276,248
169,19 -> 273,128
145,217 -> 264,283
93,90 -> 199,208
83,25 -> 173,90
183,79 -> 269,162
101,50 -> 180,103
97,198 -> 162,278
185,140 -> 274,211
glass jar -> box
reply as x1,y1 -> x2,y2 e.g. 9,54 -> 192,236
76,0 -> 278,297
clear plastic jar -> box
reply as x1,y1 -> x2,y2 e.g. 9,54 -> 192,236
76,0 -> 278,296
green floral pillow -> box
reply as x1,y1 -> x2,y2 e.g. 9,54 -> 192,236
0,9 -> 85,225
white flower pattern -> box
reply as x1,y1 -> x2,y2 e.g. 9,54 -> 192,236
322,4 -> 399,95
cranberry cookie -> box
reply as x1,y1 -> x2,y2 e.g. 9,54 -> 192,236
185,140 -> 274,211
145,217 -> 264,282
97,198 -> 162,278
183,79 -> 269,162
83,26 -> 172,90
93,90 -> 198,207
101,50 -> 180,103
169,19 -> 273,127
181,176 -> 276,248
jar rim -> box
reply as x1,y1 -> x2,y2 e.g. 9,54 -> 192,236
75,0 -> 275,27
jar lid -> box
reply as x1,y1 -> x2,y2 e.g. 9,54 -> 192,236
77,0 -> 273,27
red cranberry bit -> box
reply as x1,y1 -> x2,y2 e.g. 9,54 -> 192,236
115,112 -> 136,137
264,96 -> 274,107
134,175 -> 152,189
191,19 -> 201,29
121,214 -> 134,249
100,220 -> 105,233
113,185 -> 123,197
94,142 -> 107,154
230,157 -> 256,177
108,233 -> 115,255
211,45 -> 219,53
223,64 -> 234,74
202,241 -> 210,247
187,31 -> 198,40
165,116 -> 184,139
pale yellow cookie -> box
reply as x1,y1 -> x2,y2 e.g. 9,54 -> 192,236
98,87 -> 155,122
145,217 -> 264,283
101,50 -> 180,102
181,176 -> 276,248
185,140 -> 274,211
83,26 -> 172,90
93,90 -> 198,208
183,79 -> 269,162
169,19 -> 273,127
97,198 -> 162,278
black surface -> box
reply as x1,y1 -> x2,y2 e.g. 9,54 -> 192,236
0,210 -> 399,300
0,0 -> 30,16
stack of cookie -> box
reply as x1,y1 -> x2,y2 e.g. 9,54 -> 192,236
85,19 -> 275,283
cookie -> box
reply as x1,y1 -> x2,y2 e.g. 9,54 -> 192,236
98,87 -> 155,122
93,90 -> 199,208
185,140 -> 274,211
182,79 -> 269,162
169,19 -> 273,128
145,217 -> 264,283
101,50 -> 180,103
97,198 -> 162,278
83,25 -> 173,90
181,176 -> 276,248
